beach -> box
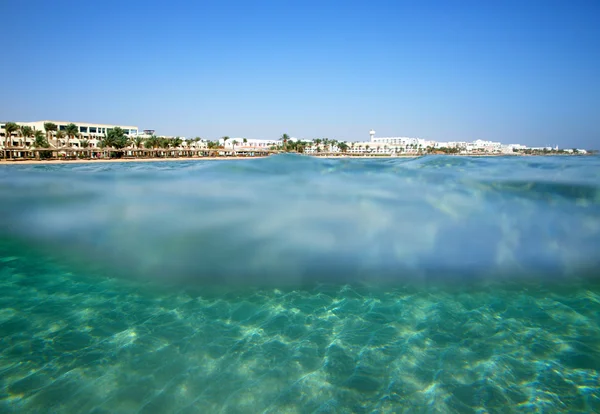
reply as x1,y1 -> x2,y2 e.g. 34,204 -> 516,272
0,153 -> 536,165
0,154 -> 416,165
0,156 -> 269,165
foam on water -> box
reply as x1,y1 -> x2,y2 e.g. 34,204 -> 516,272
1,155 -> 600,412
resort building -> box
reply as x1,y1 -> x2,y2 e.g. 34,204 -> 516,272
466,139 -> 503,153
369,129 -> 429,147
366,130 -> 430,153
1,120 -> 139,148
219,138 -> 281,149
434,141 -> 468,150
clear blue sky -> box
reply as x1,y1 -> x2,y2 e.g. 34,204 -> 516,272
2,0 -> 599,147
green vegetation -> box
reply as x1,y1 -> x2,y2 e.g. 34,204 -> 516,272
100,127 -> 129,157
103,127 -> 129,149
64,123 -> 79,147
2,123 -> 595,161
432,147 -> 461,154
133,136 -> 143,149
280,133 -> 290,151
44,122 -> 57,145
3,122 -> 19,153
19,126 -> 34,145
33,130 -> 52,159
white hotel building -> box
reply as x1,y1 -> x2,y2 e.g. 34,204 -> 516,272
1,120 -> 139,148
339,130 -> 428,155
219,137 -> 282,149
369,129 -> 430,148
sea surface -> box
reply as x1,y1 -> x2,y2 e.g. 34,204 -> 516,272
1,155 -> 599,413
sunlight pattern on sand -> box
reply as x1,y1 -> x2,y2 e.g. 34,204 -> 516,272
1,251 -> 599,413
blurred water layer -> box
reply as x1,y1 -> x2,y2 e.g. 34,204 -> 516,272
0,155 -> 599,284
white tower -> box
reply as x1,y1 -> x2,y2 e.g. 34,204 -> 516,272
369,129 -> 375,142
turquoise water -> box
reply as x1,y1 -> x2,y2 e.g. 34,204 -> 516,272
1,155 -> 600,412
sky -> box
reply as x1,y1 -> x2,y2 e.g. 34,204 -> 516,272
1,0 -> 599,148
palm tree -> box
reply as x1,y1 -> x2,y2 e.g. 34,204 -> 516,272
32,130 -> 51,159
144,136 -> 155,150
133,136 -> 143,149
44,122 -> 57,145
19,125 -> 34,148
338,142 -> 349,153
102,127 -> 129,157
150,135 -> 160,150
314,138 -> 322,152
171,137 -> 182,156
33,129 -> 45,144
243,138 -> 248,145
55,130 -> 66,148
287,139 -> 297,152
3,122 -> 19,156
64,123 -> 79,148
158,138 -> 170,156
222,136 -> 230,149
231,139 -> 239,155
280,133 -> 290,151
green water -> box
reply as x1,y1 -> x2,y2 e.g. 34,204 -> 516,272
1,245 -> 599,413
1,156 -> 600,412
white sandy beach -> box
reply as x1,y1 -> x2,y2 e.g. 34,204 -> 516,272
0,154 -> 419,165
0,156 -> 271,165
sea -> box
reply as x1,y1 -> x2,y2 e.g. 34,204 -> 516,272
1,154 -> 599,413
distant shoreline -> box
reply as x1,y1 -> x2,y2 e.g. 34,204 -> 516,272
0,156 -> 268,165
0,152 -> 592,165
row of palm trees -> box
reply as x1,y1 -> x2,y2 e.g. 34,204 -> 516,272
277,135 -> 426,155
3,122 -> 100,150
282,135 -> 421,155
1,122 -> 281,160
275,134 -> 421,155
3,124 -> 374,156
2,124 -> 434,160
277,135 -> 350,154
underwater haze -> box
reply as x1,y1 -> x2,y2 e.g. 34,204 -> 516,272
1,155 -> 600,413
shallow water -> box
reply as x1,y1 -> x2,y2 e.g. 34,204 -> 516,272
1,155 -> 599,412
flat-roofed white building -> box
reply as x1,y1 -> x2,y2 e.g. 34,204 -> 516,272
1,120 -> 139,148
219,138 -> 280,149
467,139 -> 503,153
303,141 -> 413,155
367,130 -> 429,152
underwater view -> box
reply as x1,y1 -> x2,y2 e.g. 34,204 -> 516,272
1,155 -> 600,413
